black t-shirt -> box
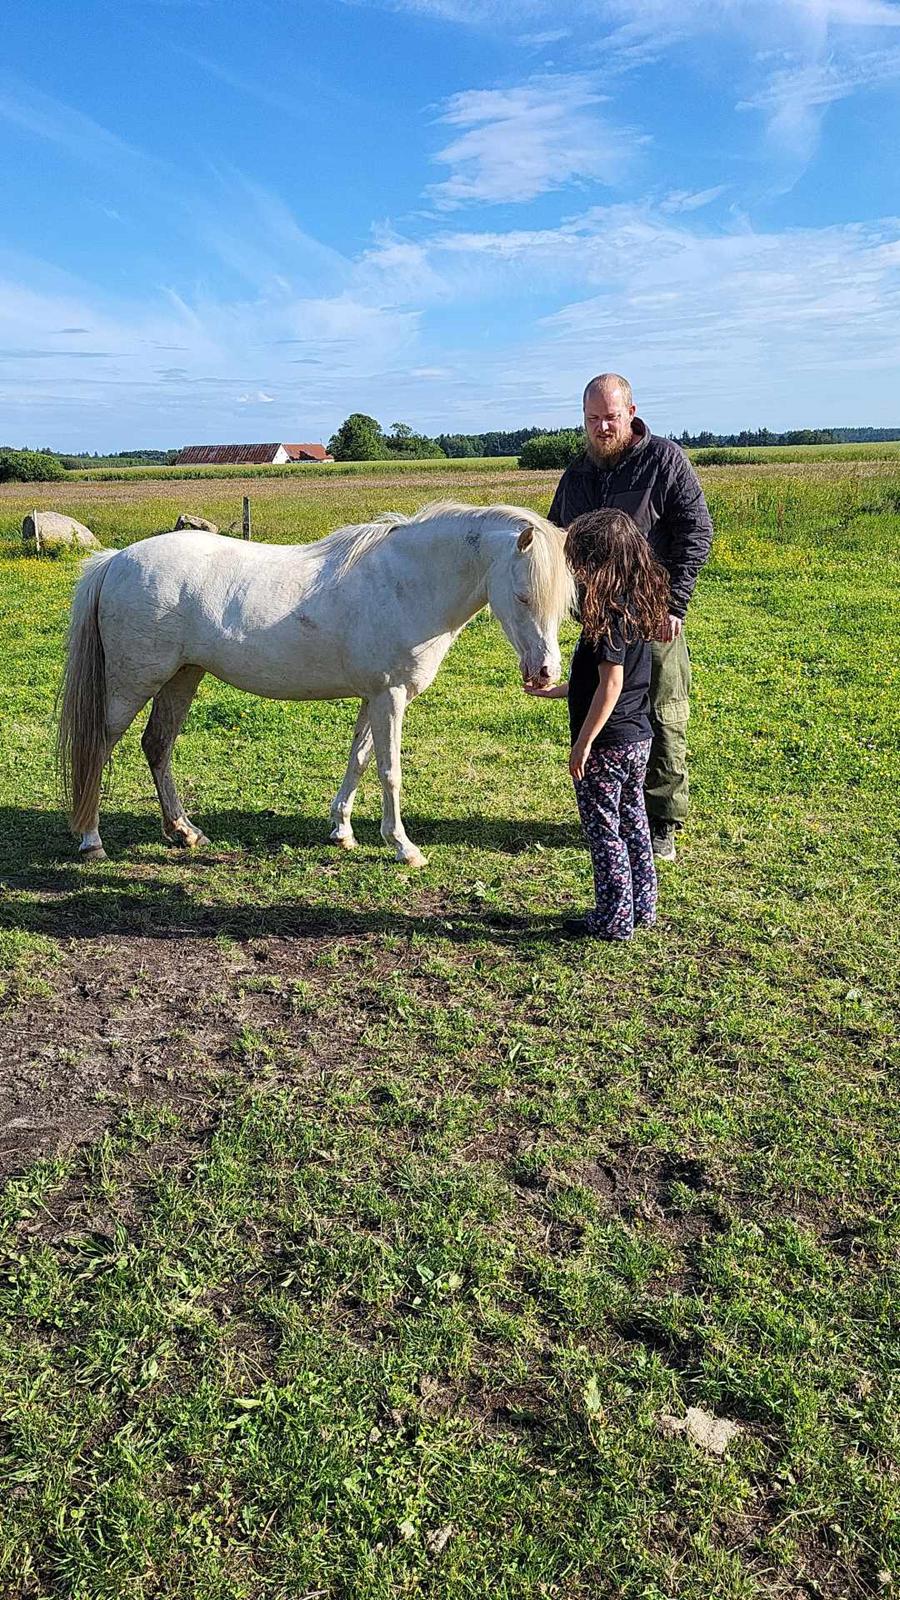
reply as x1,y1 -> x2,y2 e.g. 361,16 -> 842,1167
567,621 -> 652,748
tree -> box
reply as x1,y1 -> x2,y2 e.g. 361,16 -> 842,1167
384,421 -> 444,459
518,430 -> 584,470
0,448 -> 67,483
327,414 -> 388,461
436,433 -> 475,458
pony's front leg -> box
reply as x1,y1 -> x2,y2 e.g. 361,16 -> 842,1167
329,701 -> 373,849
368,687 -> 427,868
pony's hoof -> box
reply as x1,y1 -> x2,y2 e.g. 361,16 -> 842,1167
330,831 -> 357,850
166,827 -> 209,849
401,850 -> 428,869
78,845 -> 107,863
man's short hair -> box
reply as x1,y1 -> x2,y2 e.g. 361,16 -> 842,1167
583,373 -> 633,409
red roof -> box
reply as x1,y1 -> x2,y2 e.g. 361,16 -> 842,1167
174,442 -> 333,466
175,444 -> 284,466
284,442 -> 332,461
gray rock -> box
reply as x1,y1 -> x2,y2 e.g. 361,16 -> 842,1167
174,513 -> 218,533
22,510 -> 101,553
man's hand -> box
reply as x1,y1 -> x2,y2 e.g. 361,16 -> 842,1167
569,738 -> 592,781
523,680 -> 569,698
658,613 -> 683,643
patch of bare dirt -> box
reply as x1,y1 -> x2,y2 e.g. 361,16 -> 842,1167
0,931 -> 382,1180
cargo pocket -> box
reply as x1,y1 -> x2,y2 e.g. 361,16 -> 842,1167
653,695 -> 690,732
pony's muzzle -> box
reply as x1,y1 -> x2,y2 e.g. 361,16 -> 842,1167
522,660 -> 557,688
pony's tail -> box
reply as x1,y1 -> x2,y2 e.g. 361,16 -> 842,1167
56,549 -> 118,835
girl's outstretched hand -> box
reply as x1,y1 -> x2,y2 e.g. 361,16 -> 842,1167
523,680 -> 569,698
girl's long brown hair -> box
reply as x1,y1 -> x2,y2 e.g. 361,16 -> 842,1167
564,509 -> 670,645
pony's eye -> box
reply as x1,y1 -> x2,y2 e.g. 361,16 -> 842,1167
516,594 -> 530,606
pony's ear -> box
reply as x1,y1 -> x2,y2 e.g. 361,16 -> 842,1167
516,524 -> 535,551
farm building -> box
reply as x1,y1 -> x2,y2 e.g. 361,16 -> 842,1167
174,442 -> 333,466
284,442 -> 332,462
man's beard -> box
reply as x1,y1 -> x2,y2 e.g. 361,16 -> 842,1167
585,429 -> 631,466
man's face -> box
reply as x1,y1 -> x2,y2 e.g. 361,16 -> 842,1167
583,386 -> 636,462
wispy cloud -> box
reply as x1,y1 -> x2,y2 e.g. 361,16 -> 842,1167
428,74 -> 646,208
660,187 -> 728,214
521,27 -> 572,47
739,46 -> 900,174
0,77 -> 159,175
355,0 -> 900,184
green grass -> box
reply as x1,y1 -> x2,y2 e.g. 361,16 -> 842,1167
0,465 -> 898,1597
69,456 -> 520,482
692,440 -> 900,465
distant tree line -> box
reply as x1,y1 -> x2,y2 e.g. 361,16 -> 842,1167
434,427 -> 547,458
64,448 -> 178,468
327,414 -> 552,461
0,445 -> 178,474
675,427 -> 900,447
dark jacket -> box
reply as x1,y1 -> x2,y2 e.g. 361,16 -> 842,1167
548,420 -> 713,618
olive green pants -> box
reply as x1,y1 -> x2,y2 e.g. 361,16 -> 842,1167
646,633 -> 692,827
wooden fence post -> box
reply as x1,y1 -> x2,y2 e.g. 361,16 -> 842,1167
242,496 -> 252,541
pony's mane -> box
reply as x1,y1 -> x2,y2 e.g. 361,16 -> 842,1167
310,501 -> 575,623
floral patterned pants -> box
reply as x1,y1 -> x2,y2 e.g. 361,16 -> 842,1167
572,739 -> 657,939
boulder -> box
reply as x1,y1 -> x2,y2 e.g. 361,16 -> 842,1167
174,513 -> 218,533
22,510 -> 100,553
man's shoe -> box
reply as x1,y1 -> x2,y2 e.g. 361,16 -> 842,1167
650,822 -> 677,862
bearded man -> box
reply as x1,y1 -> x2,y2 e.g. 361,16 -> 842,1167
548,373 -> 713,861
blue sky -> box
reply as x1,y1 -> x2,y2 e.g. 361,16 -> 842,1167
1,0 -> 899,450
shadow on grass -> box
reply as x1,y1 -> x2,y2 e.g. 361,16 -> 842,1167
0,805 -> 581,873
0,806 -> 584,949
0,884 -> 571,948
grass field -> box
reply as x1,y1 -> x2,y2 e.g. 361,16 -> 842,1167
67,456 -> 521,483
9,438 -> 900,485
0,463 -> 898,1599
690,441 -> 900,466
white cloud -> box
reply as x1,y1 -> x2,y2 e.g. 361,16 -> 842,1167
367,204 -> 900,428
527,210 -> 900,421
353,0 -> 900,185
522,27 -> 572,46
660,187 -> 728,213
739,47 -> 900,173
427,74 -> 646,208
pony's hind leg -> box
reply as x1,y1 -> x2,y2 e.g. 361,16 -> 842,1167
141,666 -> 208,848
329,701 -> 373,849
78,691 -> 150,860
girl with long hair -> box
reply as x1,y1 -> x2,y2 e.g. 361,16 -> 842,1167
526,508 -> 671,940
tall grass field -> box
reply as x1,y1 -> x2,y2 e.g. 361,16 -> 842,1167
0,460 -> 897,1599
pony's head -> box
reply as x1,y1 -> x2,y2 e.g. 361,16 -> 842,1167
482,506 -> 575,687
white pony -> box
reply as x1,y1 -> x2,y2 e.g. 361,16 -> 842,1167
58,502 -> 574,867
